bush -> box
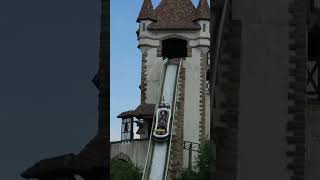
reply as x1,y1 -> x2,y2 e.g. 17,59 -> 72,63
110,159 -> 142,180
176,140 -> 209,180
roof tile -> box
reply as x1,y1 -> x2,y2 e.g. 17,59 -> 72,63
147,0 -> 201,31
137,0 -> 156,22
194,0 -> 210,21
131,103 -> 155,119
117,110 -> 134,119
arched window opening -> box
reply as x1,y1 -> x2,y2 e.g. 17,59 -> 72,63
162,38 -> 188,59
142,23 -> 146,31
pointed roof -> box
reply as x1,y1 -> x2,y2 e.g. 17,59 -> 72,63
137,0 -> 156,22
131,103 -> 155,119
147,0 -> 201,31
194,0 -> 210,21
117,110 -> 134,119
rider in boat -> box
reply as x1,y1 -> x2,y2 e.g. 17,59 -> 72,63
157,110 -> 168,134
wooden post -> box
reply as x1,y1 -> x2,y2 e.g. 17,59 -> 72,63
188,143 -> 192,170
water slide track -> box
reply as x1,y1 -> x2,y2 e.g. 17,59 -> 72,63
142,58 -> 182,180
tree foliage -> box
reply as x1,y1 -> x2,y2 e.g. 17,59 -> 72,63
110,140 -> 209,180
177,140 -> 209,180
110,159 -> 142,180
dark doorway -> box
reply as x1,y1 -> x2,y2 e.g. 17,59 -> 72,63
307,25 -> 320,100
162,38 -> 188,59
308,25 -> 320,61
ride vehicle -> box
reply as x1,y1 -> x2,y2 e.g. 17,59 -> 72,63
153,103 -> 171,140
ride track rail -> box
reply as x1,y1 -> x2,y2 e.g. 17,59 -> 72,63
142,58 -> 182,180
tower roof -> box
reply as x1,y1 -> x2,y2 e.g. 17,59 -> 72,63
147,0 -> 201,31
194,0 -> 210,21
137,0 -> 156,22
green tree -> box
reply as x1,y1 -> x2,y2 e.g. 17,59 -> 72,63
177,140 -> 209,180
110,159 -> 142,180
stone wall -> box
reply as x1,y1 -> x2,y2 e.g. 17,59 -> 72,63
287,1 -> 308,179
141,51 -> 148,103
137,18 -> 210,179
314,0 -> 320,8
110,140 -> 149,169
214,18 -> 242,180
145,48 -> 163,104
182,48 -> 203,168
235,0 -> 292,178
306,105 -> 320,180
167,65 -> 186,180
199,52 -> 208,142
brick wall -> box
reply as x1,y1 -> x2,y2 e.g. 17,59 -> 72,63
199,52 -> 208,142
287,1 -> 308,179
141,52 -> 148,103
214,19 -> 242,180
167,65 -> 186,180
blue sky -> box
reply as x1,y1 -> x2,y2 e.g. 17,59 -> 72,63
110,0 -> 203,141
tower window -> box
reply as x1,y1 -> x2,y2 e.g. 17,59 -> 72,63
162,38 -> 188,59
203,24 -> 206,32
142,23 -> 146,31
121,118 -> 133,141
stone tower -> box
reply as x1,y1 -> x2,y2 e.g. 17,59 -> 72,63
136,0 -> 210,176
210,0 -> 320,180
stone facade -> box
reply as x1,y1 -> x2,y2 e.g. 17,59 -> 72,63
213,15 -> 242,179
168,66 -> 186,180
199,52 -> 208,142
233,0 -> 292,179
137,2 -> 210,178
111,140 -> 149,169
287,1 -> 308,179
211,0 -> 319,180
112,1 -> 210,179
306,104 -> 320,180
141,51 -> 148,103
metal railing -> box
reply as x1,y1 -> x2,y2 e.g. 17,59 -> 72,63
183,141 -> 201,170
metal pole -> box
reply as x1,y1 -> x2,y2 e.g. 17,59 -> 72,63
188,143 -> 192,171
